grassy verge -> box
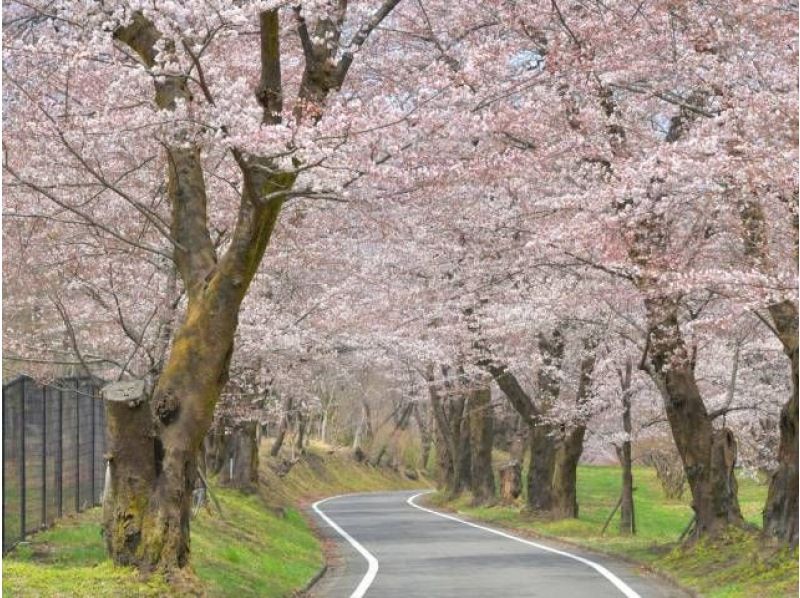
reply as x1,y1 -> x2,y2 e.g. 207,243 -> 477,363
3,441 -> 425,597
428,465 -> 797,598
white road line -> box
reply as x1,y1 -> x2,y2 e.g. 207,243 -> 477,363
312,495 -> 379,598
407,491 -> 642,598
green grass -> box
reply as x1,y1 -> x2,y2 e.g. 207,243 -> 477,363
192,488 -> 323,597
259,440 -> 425,507
430,465 -> 798,597
3,441 -> 425,597
2,510 -> 170,597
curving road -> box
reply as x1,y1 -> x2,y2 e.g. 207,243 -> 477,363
307,490 -> 689,598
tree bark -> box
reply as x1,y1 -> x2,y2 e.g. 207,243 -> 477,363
551,336 -> 596,519
499,461 -> 522,503
414,402 -> 433,471
429,376 -> 455,488
763,300 -> 799,547
203,423 -> 227,475
484,363 -> 552,511
295,410 -> 308,454
551,428 -> 584,518
271,395 -> 293,457
218,421 -> 259,491
451,394 -> 472,495
468,385 -> 495,504
526,329 -> 565,513
102,382 -> 156,567
527,423 -> 557,511
352,398 -> 372,458
644,295 -> 743,538
617,358 -> 635,535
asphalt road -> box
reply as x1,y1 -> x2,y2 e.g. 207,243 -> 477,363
308,490 -> 689,598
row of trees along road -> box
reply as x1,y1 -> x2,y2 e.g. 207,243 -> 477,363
3,0 -> 797,574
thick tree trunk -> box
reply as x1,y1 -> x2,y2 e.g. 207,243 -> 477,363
352,399 -> 372,462
414,402 -> 433,471
527,423 -> 557,511
203,424 -> 227,476
468,386 -> 495,504
218,421 -> 259,491
499,461 -> 522,503
550,336 -> 596,519
106,5 -> 402,572
525,329 -> 565,512
271,395 -> 293,457
429,382 -> 455,487
451,395 -> 472,495
645,296 -> 743,538
763,300 -> 799,547
551,427 -> 585,518
295,411 -> 307,454
102,382 -> 156,566
508,417 -> 528,463
320,407 -> 329,444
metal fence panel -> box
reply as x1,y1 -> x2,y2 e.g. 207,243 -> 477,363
3,379 -> 23,549
2,376 -> 106,552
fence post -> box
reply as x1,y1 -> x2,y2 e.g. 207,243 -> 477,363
41,384 -> 47,528
57,386 -> 63,518
2,383 -> 6,551
75,379 -> 80,512
90,385 -> 96,505
20,377 -> 26,539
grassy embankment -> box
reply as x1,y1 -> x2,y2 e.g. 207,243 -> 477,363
3,441 -> 424,597
428,464 -> 798,598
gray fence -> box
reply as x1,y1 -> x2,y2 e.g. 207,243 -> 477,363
2,375 -> 106,552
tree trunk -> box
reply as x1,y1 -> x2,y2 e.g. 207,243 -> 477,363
204,424 -> 227,475
527,423 -> 556,511
451,394 -> 472,495
508,416 -> 528,463
429,381 -> 455,487
103,266 -> 249,570
270,395 -> 293,457
320,407 -> 329,444
550,336 -> 596,519
618,358 -> 636,534
618,440 -> 635,534
414,402 -> 433,471
645,295 -> 743,538
468,386 -> 495,504
218,421 -> 259,491
102,382 -> 156,567
525,328 -> 565,512
551,427 -> 585,518
295,411 -> 307,454
499,461 -> 522,503
763,300 -> 799,547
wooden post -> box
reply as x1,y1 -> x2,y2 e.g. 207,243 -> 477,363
601,495 -> 623,536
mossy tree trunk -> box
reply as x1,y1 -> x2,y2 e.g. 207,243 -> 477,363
105,10 -> 296,572
643,295 -> 743,538
414,402 -> 433,472
218,421 -> 260,492
270,395 -> 293,457
527,329 -> 565,513
763,300 -> 799,547
551,337 -> 597,519
468,385 -> 495,504
738,199 -> 799,547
